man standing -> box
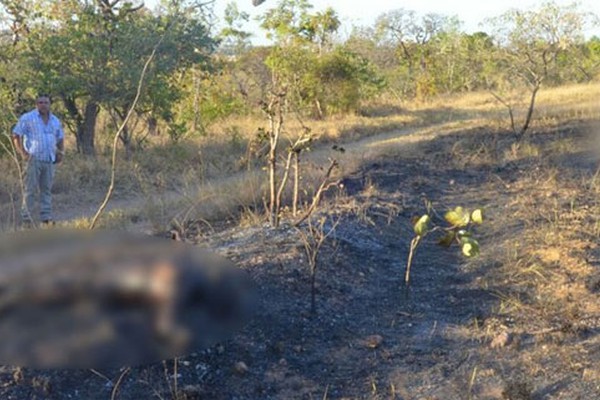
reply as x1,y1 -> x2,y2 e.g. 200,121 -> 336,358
12,94 -> 64,226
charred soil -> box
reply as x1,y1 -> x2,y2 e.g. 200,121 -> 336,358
1,120 -> 600,399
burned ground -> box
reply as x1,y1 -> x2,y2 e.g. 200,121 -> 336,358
1,120 -> 600,399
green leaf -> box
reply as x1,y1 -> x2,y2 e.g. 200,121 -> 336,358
461,237 -> 480,257
444,207 -> 470,227
471,209 -> 484,224
438,231 -> 456,247
413,214 -> 430,236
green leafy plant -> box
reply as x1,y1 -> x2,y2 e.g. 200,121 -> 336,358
405,205 -> 484,286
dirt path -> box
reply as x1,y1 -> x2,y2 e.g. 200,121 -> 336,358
50,119 -> 460,229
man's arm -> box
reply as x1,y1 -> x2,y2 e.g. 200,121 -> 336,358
11,134 -> 29,161
55,120 -> 65,164
55,138 -> 64,164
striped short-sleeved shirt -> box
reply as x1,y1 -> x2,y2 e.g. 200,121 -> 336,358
13,109 -> 64,163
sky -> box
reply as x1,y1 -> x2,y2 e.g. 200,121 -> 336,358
146,0 -> 600,43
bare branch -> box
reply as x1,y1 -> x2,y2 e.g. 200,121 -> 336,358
294,159 -> 339,227
89,34 -> 166,229
490,91 -> 517,136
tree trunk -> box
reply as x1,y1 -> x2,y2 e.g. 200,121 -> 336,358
314,99 -> 324,120
61,95 -> 84,152
267,95 -> 284,228
63,96 -> 98,156
115,108 -> 132,160
268,131 -> 278,227
61,95 -> 99,156
147,115 -> 158,136
517,81 -> 541,141
119,125 -> 132,160
81,102 -> 99,155
293,152 -> 299,216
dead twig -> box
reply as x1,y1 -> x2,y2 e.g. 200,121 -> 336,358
296,215 -> 340,314
0,129 -> 29,228
110,367 -> 131,400
89,33 -> 166,230
404,235 -> 421,286
294,159 -> 339,227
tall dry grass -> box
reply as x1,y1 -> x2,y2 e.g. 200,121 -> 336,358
1,81 -> 598,232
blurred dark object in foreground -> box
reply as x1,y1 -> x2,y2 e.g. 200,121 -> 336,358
0,229 -> 256,368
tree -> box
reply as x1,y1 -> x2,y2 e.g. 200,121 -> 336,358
25,0 -> 143,155
103,6 -> 215,155
219,2 -> 252,55
487,1 -> 594,140
300,7 -> 340,55
0,0 -> 49,117
261,1 -> 381,117
10,0 -> 215,155
309,47 -> 385,115
375,9 -> 460,98
259,0 -> 313,45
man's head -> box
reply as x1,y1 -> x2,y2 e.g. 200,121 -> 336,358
36,95 -> 51,116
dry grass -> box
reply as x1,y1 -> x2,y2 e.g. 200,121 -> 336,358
379,106 -> 600,397
0,81 -> 598,398
445,132 -> 600,395
1,81 -> 599,234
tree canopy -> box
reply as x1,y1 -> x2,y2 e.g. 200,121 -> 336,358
0,0 -> 597,155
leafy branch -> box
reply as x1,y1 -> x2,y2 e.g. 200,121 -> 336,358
405,205 -> 484,286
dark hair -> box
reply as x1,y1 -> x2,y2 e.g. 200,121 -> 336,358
36,94 -> 52,103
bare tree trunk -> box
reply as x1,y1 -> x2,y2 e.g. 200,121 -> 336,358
89,40 -> 160,229
490,91 -> 517,136
192,69 -> 201,133
517,82 -> 541,141
268,125 -> 277,227
293,152 -> 299,216
267,96 -> 284,227
121,126 -> 132,160
275,150 -> 294,220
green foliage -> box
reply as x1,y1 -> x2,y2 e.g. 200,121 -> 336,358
258,0 -> 384,116
300,7 -> 340,49
486,1 -> 592,90
260,0 -> 314,45
219,2 -> 252,54
102,8 -> 216,123
264,44 -> 384,116
405,205 -> 484,286
315,47 -> 386,113
6,0 -> 216,152
195,71 -> 248,125
374,9 -> 462,98
444,206 -> 471,228
1,0 -> 599,149
431,206 -> 483,256
471,209 -> 483,224
413,214 -> 430,236
460,235 -> 480,257
367,3 -> 598,100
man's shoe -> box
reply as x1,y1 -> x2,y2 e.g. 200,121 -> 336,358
41,220 -> 55,227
